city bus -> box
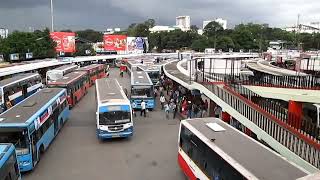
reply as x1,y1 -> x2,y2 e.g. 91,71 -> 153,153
76,64 -> 106,86
0,88 -> 70,172
46,64 -> 78,83
95,78 -> 133,139
0,73 -> 43,113
47,71 -> 89,108
137,65 -> 162,86
178,118 -> 310,180
130,68 -> 155,110
0,143 -> 21,180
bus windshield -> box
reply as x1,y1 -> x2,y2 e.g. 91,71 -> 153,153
148,71 -> 160,80
0,129 -> 28,154
131,87 -> 152,97
99,111 -> 131,125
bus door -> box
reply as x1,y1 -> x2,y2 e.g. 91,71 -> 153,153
52,108 -> 59,134
22,83 -> 28,98
30,133 -> 38,165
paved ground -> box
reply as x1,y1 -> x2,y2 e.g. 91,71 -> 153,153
23,68 -> 185,180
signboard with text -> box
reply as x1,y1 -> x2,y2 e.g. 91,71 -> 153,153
103,35 -> 127,51
127,37 -> 148,54
50,32 -> 76,53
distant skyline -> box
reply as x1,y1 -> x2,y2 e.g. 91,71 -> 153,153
0,0 -> 320,31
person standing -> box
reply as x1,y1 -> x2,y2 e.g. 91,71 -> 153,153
203,99 -> 209,117
164,103 -> 170,119
140,100 -> 146,117
131,102 -> 137,117
172,101 -> 177,119
160,95 -> 166,110
187,101 -> 192,119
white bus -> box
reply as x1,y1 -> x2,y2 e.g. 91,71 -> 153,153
178,118 -> 312,180
46,64 -> 78,83
95,78 -> 133,139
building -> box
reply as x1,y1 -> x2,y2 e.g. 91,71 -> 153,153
176,16 -> 191,31
284,23 -> 320,34
203,18 -> 227,30
149,25 -> 180,33
0,28 -> 8,39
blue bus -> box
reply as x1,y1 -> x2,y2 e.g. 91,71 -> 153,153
0,88 -> 70,172
0,143 -> 21,180
95,78 -> 133,139
137,65 -> 162,86
0,73 -> 43,113
130,67 -> 155,110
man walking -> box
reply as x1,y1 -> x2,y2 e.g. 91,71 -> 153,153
140,100 -> 146,117
160,95 -> 166,110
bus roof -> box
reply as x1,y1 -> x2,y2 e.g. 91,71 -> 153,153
183,118 -> 308,180
77,64 -> 103,71
53,64 -> 78,71
0,88 -> 65,126
0,73 -> 39,88
96,78 -> 128,104
0,144 -> 14,168
48,71 -> 87,85
131,68 -> 153,86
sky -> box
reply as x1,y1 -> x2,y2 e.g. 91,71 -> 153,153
0,0 -> 320,31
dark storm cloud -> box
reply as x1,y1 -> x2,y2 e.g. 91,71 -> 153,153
0,0 -> 319,31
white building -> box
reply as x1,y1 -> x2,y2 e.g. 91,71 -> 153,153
176,16 -> 191,31
0,28 -> 8,39
149,25 -> 180,33
284,23 -> 320,34
203,18 -> 227,30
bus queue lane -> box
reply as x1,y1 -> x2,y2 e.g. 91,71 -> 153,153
23,68 -> 184,180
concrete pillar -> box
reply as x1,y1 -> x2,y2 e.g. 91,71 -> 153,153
288,100 -> 302,129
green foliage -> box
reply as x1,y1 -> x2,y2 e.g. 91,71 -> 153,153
0,28 -> 55,61
76,29 -> 103,43
74,43 -> 95,56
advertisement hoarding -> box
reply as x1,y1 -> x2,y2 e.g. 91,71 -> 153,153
127,37 -> 148,54
50,32 -> 76,53
103,35 -> 127,51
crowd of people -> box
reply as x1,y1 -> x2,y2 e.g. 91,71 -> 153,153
156,74 -> 209,119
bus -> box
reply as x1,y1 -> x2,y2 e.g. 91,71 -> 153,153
0,73 -> 43,113
178,118 -> 311,180
95,78 -> 133,139
46,64 -> 78,83
0,88 -> 70,172
137,65 -> 162,86
130,68 -> 155,110
47,71 -> 89,108
76,64 -> 106,86
0,144 -> 21,180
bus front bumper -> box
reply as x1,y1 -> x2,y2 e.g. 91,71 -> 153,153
18,154 -> 33,172
97,127 -> 133,139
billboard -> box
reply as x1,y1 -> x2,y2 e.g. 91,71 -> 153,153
103,35 -> 127,51
50,32 -> 76,53
127,37 -> 148,54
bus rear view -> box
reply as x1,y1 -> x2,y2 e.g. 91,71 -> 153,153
95,78 -> 133,139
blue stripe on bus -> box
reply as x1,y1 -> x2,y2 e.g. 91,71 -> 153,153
97,127 -> 133,139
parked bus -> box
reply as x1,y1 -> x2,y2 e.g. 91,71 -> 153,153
76,64 -> 106,86
0,73 -> 43,113
0,88 -> 70,172
46,64 -> 78,83
47,71 -> 89,108
130,68 -> 155,110
137,65 -> 162,86
95,78 -> 133,139
0,143 -> 21,180
178,118 -> 310,180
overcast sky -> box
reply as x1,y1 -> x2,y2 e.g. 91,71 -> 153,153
1,0 -> 320,31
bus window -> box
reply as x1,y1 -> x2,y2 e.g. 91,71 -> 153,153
0,130 -> 29,155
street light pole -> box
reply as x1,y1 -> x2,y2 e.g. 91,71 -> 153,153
50,0 -> 54,32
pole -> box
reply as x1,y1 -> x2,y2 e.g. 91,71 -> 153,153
50,0 -> 54,32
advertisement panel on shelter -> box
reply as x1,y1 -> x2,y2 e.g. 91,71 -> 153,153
127,37 -> 148,54
103,35 -> 127,51
50,32 -> 76,53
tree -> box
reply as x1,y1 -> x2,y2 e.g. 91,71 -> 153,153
134,23 -> 150,37
204,22 -> 224,49
190,25 -> 199,33
76,29 -> 103,43
74,43 -> 95,56
216,36 -> 235,51
191,37 -> 209,52
144,19 -> 155,28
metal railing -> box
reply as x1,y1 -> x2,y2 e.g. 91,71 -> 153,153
197,72 -> 320,169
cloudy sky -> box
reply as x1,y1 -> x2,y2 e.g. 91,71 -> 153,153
0,0 -> 320,31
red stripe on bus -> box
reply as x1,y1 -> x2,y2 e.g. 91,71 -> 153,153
178,152 -> 197,180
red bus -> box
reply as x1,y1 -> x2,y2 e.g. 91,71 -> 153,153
76,64 -> 106,86
47,71 -> 89,107
178,118 -> 310,180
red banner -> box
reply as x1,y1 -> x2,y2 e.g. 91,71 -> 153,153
50,32 -> 76,53
103,35 -> 127,51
